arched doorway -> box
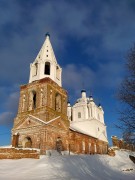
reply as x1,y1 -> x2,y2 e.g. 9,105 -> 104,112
22,137 -> 32,148
56,137 -> 62,154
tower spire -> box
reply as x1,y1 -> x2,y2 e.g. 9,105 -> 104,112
29,34 -> 62,86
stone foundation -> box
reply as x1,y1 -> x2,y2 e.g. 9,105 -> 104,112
0,148 -> 40,159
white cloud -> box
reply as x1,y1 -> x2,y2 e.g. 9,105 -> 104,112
0,91 -> 19,126
63,64 -> 95,91
0,112 -> 14,126
0,0 -> 134,127
63,61 -> 123,94
0,0 -> 135,86
5,92 -> 19,112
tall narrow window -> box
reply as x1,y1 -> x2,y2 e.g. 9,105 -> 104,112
35,63 -> 38,75
55,93 -> 61,112
32,63 -> 38,76
98,114 -> 100,120
78,112 -> 81,118
33,91 -> 36,109
89,143 -> 91,153
22,95 -> 26,112
94,144 -> 97,153
44,62 -> 50,75
56,66 -> 60,80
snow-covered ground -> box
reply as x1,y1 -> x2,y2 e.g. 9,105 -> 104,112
0,150 -> 134,180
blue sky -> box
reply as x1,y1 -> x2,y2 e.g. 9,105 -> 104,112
0,0 -> 135,146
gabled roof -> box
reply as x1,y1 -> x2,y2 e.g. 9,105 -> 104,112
29,115 -> 60,125
13,115 -> 61,130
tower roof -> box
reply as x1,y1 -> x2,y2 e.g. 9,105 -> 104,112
35,33 -> 57,64
29,34 -> 62,86
81,89 -> 86,93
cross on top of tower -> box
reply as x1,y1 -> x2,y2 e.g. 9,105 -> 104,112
45,32 -> 50,37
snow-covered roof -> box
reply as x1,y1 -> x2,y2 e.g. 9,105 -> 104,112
70,119 -> 108,142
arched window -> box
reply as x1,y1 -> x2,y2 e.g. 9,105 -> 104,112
55,93 -> 61,112
44,62 -> 50,75
78,112 -> 81,118
33,91 -> 36,109
29,90 -> 37,110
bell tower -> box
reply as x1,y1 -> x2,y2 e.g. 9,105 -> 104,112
29,33 -> 62,87
12,34 -> 69,153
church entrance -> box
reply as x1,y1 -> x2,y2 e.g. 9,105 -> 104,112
22,137 -> 32,148
56,137 -> 62,154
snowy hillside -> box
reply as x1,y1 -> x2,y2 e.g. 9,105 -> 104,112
0,150 -> 134,180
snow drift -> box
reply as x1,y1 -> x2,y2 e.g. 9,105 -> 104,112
0,150 -> 134,180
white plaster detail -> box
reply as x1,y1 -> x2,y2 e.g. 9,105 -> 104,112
67,102 -> 72,121
94,144 -> 97,153
22,95 -> 26,112
29,115 -> 60,125
82,141 -> 85,151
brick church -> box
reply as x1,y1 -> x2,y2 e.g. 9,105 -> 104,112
12,33 -> 108,154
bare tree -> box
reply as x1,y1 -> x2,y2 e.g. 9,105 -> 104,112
117,45 -> 135,145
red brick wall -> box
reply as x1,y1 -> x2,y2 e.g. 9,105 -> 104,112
0,148 -> 39,159
11,77 -> 108,156
111,136 -> 135,151
69,130 -> 108,154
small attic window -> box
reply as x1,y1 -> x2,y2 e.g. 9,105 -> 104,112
46,55 -> 48,57
47,50 -> 48,52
